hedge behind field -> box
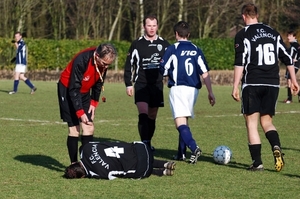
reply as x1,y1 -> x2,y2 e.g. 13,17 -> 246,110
0,38 -> 234,71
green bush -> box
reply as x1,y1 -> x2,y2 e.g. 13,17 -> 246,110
193,38 -> 235,70
0,38 -> 235,70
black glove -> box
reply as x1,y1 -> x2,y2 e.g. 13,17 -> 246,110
10,57 -> 16,63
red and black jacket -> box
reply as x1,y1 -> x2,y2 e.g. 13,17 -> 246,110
60,47 -> 106,118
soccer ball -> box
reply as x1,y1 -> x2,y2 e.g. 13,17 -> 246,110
213,145 -> 232,165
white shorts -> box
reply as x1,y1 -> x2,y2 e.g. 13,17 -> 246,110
169,86 -> 199,119
15,64 -> 27,73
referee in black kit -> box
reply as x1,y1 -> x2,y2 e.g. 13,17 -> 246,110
231,3 -> 299,172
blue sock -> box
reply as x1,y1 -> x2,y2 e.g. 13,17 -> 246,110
13,80 -> 19,92
25,79 -> 34,89
177,125 -> 197,152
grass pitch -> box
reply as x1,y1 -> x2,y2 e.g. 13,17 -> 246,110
0,80 -> 299,199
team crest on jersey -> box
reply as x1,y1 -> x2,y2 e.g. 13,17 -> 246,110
157,44 -> 162,51
83,76 -> 90,81
235,44 -> 239,48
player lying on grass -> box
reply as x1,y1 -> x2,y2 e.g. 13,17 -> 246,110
63,141 -> 176,180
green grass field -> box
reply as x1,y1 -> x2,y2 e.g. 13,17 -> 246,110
0,80 -> 299,199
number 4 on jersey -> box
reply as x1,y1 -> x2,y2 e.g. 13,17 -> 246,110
104,147 -> 124,158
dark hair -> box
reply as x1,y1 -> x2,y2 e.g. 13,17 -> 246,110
14,31 -> 22,36
63,162 -> 86,179
143,14 -> 158,26
173,21 -> 190,38
287,30 -> 297,37
241,3 -> 258,18
95,43 -> 117,60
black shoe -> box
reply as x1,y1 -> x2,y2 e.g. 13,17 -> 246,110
173,154 -> 186,161
189,147 -> 202,164
247,164 -> 264,171
150,145 -> 155,151
30,87 -> 37,94
273,145 -> 284,172
142,141 -> 155,151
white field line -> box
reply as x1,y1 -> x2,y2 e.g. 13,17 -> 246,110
0,110 -> 299,125
204,110 -> 300,117
0,118 -> 111,125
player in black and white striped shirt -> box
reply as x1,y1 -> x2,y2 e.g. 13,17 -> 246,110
123,15 -> 170,150
64,141 -> 176,180
231,3 -> 299,172
284,30 -> 300,103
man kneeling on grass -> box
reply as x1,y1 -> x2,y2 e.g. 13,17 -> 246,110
64,141 -> 175,180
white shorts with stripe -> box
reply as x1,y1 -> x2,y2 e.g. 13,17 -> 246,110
169,85 -> 199,119
15,64 -> 27,73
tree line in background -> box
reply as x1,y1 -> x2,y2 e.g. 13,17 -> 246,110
0,0 -> 300,42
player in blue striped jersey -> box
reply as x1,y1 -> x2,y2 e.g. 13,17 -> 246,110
160,21 -> 215,164
9,32 -> 37,95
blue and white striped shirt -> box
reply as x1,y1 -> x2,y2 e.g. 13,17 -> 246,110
16,39 -> 27,65
160,41 -> 209,89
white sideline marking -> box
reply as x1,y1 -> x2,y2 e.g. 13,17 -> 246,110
204,110 -> 300,117
0,110 -> 299,125
0,118 -> 112,125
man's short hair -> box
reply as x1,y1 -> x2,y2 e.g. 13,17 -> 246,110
173,21 -> 190,38
63,162 -> 86,179
287,30 -> 297,37
143,14 -> 158,26
95,43 -> 117,60
241,3 -> 258,18
14,31 -> 22,36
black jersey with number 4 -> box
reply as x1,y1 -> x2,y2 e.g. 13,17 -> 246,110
80,141 -> 152,180
234,23 -> 293,86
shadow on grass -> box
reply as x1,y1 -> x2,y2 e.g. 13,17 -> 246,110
281,147 -> 300,152
283,173 -> 300,178
14,154 -> 65,172
155,150 -> 287,173
0,89 -> 9,93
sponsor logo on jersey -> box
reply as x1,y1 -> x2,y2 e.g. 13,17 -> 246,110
180,50 -> 197,56
157,44 -> 163,51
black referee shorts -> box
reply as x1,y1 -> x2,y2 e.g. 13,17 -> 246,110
134,82 -> 164,107
241,86 -> 279,116
57,81 -> 92,127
